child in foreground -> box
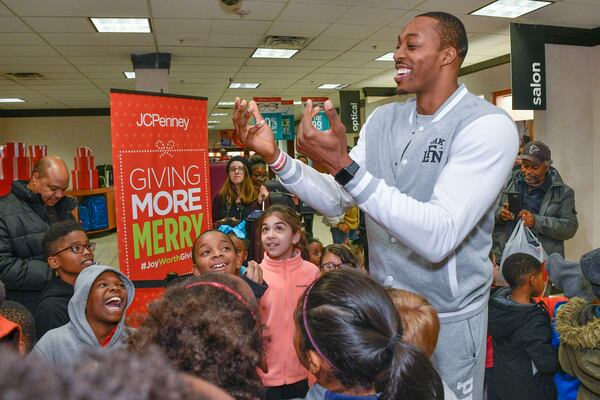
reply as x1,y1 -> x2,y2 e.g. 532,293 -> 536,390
488,253 -> 558,400
30,264 -> 134,366
295,269 -> 443,400
35,221 -> 95,339
258,205 -> 320,399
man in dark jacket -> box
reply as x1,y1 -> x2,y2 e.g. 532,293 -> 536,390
0,156 -> 75,314
493,141 -> 578,260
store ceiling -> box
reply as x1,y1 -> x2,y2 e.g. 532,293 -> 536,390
0,0 -> 598,129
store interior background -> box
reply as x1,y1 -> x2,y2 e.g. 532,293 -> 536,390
0,0 -> 599,263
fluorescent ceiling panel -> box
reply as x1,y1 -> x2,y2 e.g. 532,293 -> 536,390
375,52 -> 394,61
317,83 -> 348,90
252,48 -> 299,59
229,82 -> 260,89
0,98 -> 26,103
471,0 -> 552,18
90,18 -> 151,33
123,71 -> 136,79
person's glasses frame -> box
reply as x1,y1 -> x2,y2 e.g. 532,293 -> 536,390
52,242 -> 96,256
320,262 -> 351,272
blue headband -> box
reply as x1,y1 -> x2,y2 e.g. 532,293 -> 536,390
217,220 -> 247,240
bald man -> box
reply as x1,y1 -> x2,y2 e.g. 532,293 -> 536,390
0,156 -> 76,314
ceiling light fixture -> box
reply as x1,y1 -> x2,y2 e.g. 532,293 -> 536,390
123,71 -> 136,79
317,83 -> 348,90
228,82 -> 260,89
375,52 -> 394,61
211,112 -> 228,116
90,18 -> 151,33
208,120 -> 221,124
217,101 -> 235,106
251,48 -> 299,59
470,0 -> 551,18
0,98 -> 25,103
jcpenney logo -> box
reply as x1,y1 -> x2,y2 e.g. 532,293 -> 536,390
530,62 -> 543,106
136,113 -> 190,130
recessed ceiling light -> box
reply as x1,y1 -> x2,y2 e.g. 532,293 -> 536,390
90,18 -> 151,33
317,83 -> 348,90
470,0 -> 551,18
123,71 -> 136,79
211,112 -> 228,116
251,48 -> 299,59
208,120 -> 220,124
0,98 -> 25,103
375,52 -> 394,61
208,125 -> 216,129
229,82 -> 260,89
293,100 -> 302,105
218,101 -> 235,106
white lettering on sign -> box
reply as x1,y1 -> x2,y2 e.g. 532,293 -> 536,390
136,113 -> 190,130
350,102 -> 359,132
530,62 -> 542,106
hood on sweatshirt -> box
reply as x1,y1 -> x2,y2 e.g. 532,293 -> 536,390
488,287 -> 542,338
68,264 -> 135,348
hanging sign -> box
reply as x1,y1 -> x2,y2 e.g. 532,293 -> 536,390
339,91 -> 361,133
510,23 -> 546,110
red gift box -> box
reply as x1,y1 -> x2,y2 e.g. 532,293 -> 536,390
4,142 -> 27,157
74,156 -> 95,170
1,157 -> 32,181
29,144 -> 47,158
71,170 -> 99,190
76,146 -> 93,157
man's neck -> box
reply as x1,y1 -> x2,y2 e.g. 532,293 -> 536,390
511,288 -> 534,305
88,319 -> 118,345
416,81 -> 459,115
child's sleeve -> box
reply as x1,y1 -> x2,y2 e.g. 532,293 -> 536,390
522,312 -> 559,374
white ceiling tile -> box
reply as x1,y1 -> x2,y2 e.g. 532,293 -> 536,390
0,33 -> 46,45
0,16 -> 32,32
207,34 -> 262,47
279,3 -> 350,23
3,0 -> 150,17
267,21 -> 329,37
0,3 -> 12,16
322,59 -> 369,68
305,37 -> 360,51
152,19 -> 212,35
42,33 -> 154,46
366,0 -> 422,8
22,17 -> 96,33
157,34 -> 208,47
69,56 -> 131,65
151,0 -> 285,21
56,45 -> 156,56
77,64 -> 133,72
387,10 -> 423,27
0,56 -> 70,66
0,45 -> 58,56
460,15 -> 510,34
211,19 -> 271,35
351,38 -> 395,52
337,7 -> 409,26
415,0 -> 491,14
519,2 -> 600,29
319,24 -> 380,40
294,50 -> 343,60
0,64 -> 78,73
172,56 -> 246,66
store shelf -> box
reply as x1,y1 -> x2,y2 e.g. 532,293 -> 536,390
68,186 -> 116,235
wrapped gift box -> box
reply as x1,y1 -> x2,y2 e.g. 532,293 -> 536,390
1,157 -> 32,181
29,144 -> 47,158
76,146 -> 93,157
0,182 -> 11,197
72,170 -> 99,190
4,142 -> 27,157
74,156 -> 95,170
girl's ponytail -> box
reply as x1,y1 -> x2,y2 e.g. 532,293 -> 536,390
380,338 -> 444,400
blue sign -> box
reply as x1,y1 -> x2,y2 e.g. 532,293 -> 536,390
312,111 -> 330,131
263,112 -> 282,139
279,114 -> 295,141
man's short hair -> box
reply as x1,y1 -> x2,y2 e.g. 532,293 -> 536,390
417,11 -> 468,62
31,158 -> 51,178
503,253 -> 542,288
42,221 -> 85,258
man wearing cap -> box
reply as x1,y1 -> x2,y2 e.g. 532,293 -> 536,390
0,156 -> 76,314
493,140 -> 578,259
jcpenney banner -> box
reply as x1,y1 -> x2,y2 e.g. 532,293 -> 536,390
510,23 -> 546,110
339,91 -> 361,133
110,90 -> 211,286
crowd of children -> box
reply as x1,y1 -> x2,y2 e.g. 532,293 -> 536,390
1,191 -> 599,399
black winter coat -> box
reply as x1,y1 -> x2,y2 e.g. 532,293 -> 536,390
34,277 -> 74,339
488,287 -> 559,400
0,181 -> 76,314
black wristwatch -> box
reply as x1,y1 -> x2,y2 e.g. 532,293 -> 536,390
334,160 -> 360,186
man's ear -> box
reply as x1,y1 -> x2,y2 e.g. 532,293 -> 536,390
192,264 -> 201,276
306,349 -> 323,376
441,47 -> 458,66
47,256 -> 60,271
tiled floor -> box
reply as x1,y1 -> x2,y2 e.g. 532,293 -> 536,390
90,214 -> 334,270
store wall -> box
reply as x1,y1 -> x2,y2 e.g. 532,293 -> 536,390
0,116 -> 112,173
535,44 -> 600,260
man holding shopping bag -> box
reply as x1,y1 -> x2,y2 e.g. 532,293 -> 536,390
493,140 -> 578,261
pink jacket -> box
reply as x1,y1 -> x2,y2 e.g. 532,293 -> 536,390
258,251 -> 320,387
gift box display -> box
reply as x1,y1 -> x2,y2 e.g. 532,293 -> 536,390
0,141 -> 36,196
29,144 -> 47,159
4,142 -> 27,157
76,146 -> 92,157
71,170 -> 99,191
74,156 -> 95,171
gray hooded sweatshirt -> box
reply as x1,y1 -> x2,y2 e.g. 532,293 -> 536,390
30,265 -> 135,366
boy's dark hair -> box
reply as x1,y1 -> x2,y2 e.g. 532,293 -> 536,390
0,300 -> 36,351
191,230 -> 238,268
42,221 -> 85,259
416,11 -> 468,62
128,273 -> 263,400
307,237 -> 322,246
503,253 -> 542,288
296,269 -> 443,400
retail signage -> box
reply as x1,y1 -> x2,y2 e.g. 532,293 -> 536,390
339,91 -> 361,133
510,23 -> 546,110
279,100 -> 295,141
110,90 -> 211,286
254,97 -> 282,139
302,97 -> 330,131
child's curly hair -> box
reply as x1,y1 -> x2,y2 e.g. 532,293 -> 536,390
128,273 -> 264,400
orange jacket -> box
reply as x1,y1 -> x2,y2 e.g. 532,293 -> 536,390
0,315 -> 24,354
258,251 -> 320,387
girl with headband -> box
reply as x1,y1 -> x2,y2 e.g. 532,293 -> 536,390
128,273 -> 264,400
295,269 -> 444,400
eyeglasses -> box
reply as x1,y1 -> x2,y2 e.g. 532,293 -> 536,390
257,103 -> 279,112
320,262 -> 351,272
52,242 -> 96,256
229,166 -> 246,173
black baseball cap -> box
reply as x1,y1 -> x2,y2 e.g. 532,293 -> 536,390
521,141 -> 551,165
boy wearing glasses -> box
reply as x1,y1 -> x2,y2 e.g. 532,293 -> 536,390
34,221 -> 95,339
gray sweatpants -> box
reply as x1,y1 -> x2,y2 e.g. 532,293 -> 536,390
432,306 -> 488,400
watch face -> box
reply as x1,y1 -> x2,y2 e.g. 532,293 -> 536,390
335,162 -> 357,186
